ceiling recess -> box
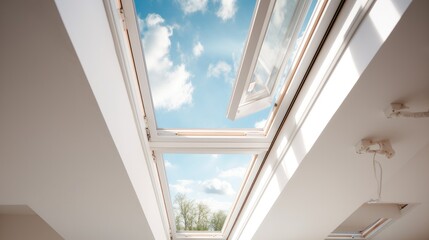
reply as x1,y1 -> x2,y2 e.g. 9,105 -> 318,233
326,203 -> 408,240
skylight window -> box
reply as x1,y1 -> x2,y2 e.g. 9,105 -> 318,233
228,0 -> 318,120
160,154 -> 253,235
105,0 -> 340,238
134,0 -> 263,129
132,0 -> 320,131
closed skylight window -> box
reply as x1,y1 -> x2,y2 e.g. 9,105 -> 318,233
161,154 -> 253,234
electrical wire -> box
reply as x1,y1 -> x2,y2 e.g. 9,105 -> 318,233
371,151 -> 383,202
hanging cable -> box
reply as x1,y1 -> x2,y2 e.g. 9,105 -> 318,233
371,151 -> 383,202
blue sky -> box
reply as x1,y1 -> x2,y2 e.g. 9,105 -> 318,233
135,0 -> 271,129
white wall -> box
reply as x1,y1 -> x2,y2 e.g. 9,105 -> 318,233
0,215 -> 63,240
0,0 -> 154,239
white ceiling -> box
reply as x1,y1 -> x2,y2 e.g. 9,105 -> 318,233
253,0 -> 429,239
0,0 -> 153,239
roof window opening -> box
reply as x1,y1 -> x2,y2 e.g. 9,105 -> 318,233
133,0 -> 321,130
105,0 -> 344,239
135,0 -> 262,129
228,0 -> 319,120
159,153 -> 255,236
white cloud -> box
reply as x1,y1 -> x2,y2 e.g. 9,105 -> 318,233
216,0 -> 237,21
201,178 -> 235,195
141,14 -> 194,111
254,118 -> 267,128
207,61 -> 232,82
219,167 -> 246,178
164,160 -> 173,168
177,0 -> 208,14
192,41 -> 204,57
170,180 -> 194,194
137,16 -> 145,33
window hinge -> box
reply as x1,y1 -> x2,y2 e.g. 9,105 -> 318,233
119,7 -> 127,30
144,116 -> 151,141
151,150 -> 157,161
145,127 -> 151,141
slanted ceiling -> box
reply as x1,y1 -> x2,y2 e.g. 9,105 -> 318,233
1,0 -> 428,240
0,0 -> 153,239
253,0 -> 429,239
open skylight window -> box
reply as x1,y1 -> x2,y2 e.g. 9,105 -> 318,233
158,153 -> 257,238
125,0 -> 324,134
133,0 -> 266,129
228,0 -> 319,120
104,0 -> 347,238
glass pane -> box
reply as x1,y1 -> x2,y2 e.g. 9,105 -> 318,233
163,154 -> 253,232
237,0 -> 319,118
134,0 -> 266,129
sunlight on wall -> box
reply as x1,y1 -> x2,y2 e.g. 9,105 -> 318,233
282,147 -> 300,179
235,0 -> 412,239
299,48 -> 359,150
292,0 -> 366,127
369,0 -> 401,42
231,163 -> 272,239
276,135 -> 289,159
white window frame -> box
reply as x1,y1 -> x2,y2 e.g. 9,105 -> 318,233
155,151 -> 265,240
227,0 -> 314,120
103,0 -> 344,239
114,0 -> 331,142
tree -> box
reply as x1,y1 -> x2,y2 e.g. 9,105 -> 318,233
175,214 -> 182,231
210,210 -> 227,231
174,194 -> 227,231
174,193 -> 196,230
195,203 -> 210,230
